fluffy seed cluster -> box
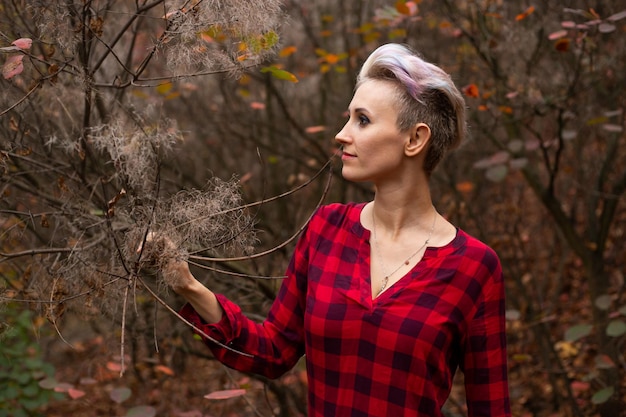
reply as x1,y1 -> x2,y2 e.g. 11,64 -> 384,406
90,117 -> 182,193
125,177 -> 257,289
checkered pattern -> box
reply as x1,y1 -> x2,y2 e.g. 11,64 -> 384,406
181,203 -> 511,417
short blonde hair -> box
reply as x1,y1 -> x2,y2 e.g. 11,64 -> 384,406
356,43 -> 467,175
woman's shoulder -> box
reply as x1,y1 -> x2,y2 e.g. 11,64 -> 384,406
453,229 -> 502,275
308,202 -> 366,233
315,201 -> 364,219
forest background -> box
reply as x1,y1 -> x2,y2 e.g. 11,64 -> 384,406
1,1 -> 625,417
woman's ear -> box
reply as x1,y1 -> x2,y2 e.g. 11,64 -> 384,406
405,123 -> 431,157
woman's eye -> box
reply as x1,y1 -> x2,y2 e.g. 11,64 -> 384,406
358,115 -> 370,125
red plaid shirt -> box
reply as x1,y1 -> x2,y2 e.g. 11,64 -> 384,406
181,203 -> 511,417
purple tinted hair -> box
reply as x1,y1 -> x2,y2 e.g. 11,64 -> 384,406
356,43 -> 467,175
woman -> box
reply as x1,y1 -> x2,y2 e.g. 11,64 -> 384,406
169,43 -> 511,416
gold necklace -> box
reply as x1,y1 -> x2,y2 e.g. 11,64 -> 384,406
372,208 -> 437,296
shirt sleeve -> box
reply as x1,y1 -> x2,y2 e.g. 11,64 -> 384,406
461,248 -> 511,417
179,212 -> 314,379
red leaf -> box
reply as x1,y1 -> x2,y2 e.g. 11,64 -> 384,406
3,55 -> 24,79
462,84 -> 479,98
555,38 -> 570,52
11,38 -> 32,50
54,383 -> 75,393
204,389 -> 247,400
68,388 -> 86,400
548,30 -> 568,40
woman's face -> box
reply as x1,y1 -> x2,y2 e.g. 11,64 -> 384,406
335,80 -> 410,184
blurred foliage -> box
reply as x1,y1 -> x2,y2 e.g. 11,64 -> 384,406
0,306 -> 62,417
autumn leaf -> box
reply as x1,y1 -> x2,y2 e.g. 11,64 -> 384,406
250,102 -> 266,110
68,388 -> 86,400
204,389 -> 247,400
261,66 -> 298,83
555,38 -> 570,52
154,364 -> 175,376
279,45 -> 297,57
548,30 -> 568,40
499,105 -> 513,115
11,38 -> 32,50
515,6 -> 535,21
462,84 -> 479,98
305,125 -> 326,134
395,1 -> 411,15
3,54 -> 24,79
455,181 -> 475,193
156,82 -> 173,95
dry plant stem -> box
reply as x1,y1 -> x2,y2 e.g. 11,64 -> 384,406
119,278 -> 133,377
137,276 -> 253,358
187,259 -> 286,280
190,162 -> 333,263
183,155 -> 335,235
0,235 -> 106,261
49,277 -> 75,350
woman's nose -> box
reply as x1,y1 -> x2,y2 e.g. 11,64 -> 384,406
335,123 -> 350,145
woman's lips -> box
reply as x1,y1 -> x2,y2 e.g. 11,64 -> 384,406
341,151 -> 356,160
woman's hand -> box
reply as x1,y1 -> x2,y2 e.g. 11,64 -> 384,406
135,232 -> 191,287
136,232 -> 223,323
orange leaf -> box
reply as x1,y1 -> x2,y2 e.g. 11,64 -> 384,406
455,181 -> 475,193
305,125 -> 326,134
515,6 -> 535,21
396,1 -> 410,15
462,84 -> 479,98
154,365 -> 175,376
499,106 -> 513,115
200,33 -> 214,43
204,389 -> 247,400
324,54 -> 339,64
279,46 -> 297,57
3,55 -> 24,79
106,361 -> 125,373
478,104 -> 488,111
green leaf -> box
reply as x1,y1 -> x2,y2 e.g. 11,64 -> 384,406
594,294 -> 612,310
485,165 -> 508,182
260,66 -> 299,83
110,387 -> 132,404
564,324 -> 592,342
606,320 -> 626,337
125,406 -> 156,417
591,386 -> 614,405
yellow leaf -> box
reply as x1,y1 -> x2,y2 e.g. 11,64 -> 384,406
156,82 -> 173,95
